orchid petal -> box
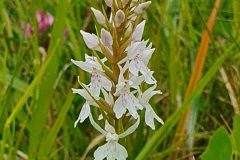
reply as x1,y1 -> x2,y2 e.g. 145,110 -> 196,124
94,143 -> 108,160
74,102 -> 90,127
91,7 -> 106,25
126,42 -> 142,59
129,60 -> 139,76
105,120 -> 116,133
102,89 -> 114,105
129,75 -> 144,89
140,84 -> 162,103
72,88 -> 92,101
145,104 -> 164,130
142,47 -> 155,65
132,20 -> 145,41
113,96 -> 127,119
125,94 -> 139,119
90,78 -> 101,97
101,75 -> 112,91
94,142 -> 127,160
71,59 -> 93,73
141,69 -> 156,84
113,143 -> 128,160
134,1 -> 152,14
80,30 -> 99,49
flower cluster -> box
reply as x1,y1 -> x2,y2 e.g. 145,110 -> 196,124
21,10 -> 54,38
72,0 -> 163,159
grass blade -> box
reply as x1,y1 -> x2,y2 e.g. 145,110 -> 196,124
38,93 -> 73,158
28,1 -> 69,158
173,0 -> 221,150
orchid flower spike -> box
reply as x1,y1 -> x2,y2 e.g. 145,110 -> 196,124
72,0 -> 163,159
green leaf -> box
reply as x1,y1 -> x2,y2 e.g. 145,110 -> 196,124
200,127 -> 232,160
232,115 -> 240,156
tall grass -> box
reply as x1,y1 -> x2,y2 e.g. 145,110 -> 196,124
0,0 -> 239,159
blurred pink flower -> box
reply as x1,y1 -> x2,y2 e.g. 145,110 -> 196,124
21,22 -> 34,38
36,10 -> 54,33
21,10 -> 54,38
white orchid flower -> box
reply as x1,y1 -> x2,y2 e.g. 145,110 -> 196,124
115,62 -> 144,93
89,69 -> 112,98
138,84 -> 164,130
72,87 -> 97,127
119,40 -> 156,84
71,54 -> 105,72
80,30 -> 101,52
71,54 -> 112,98
113,85 -> 140,119
113,64 -> 143,119
89,115 -> 140,160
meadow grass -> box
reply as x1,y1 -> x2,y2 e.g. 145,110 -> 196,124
0,0 -> 239,159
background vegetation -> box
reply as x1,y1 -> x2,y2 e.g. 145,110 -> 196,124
0,0 -> 239,159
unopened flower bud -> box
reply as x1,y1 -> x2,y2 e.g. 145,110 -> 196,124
132,20 -> 145,41
101,28 -> 113,47
115,10 -> 125,27
80,30 -> 99,49
125,22 -> 133,37
105,0 -> 113,7
134,1 -> 152,14
91,7 -> 106,25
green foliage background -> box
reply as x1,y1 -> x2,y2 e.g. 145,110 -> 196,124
0,0 -> 239,159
